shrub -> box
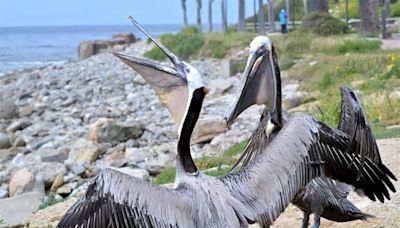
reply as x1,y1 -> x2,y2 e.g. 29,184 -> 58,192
144,27 -> 205,60
392,1 -> 400,17
331,39 -> 381,54
301,11 -> 349,36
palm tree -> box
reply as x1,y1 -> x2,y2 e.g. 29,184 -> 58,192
359,0 -> 380,35
221,0 -> 228,32
303,0 -> 308,16
197,0 -> 202,32
258,0 -> 266,34
208,0 -> 214,32
285,0 -> 290,23
182,0 -> 188,28
268,0 -> 275,32
238,0 -> 246,32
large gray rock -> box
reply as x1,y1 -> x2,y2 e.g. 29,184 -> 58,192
9,168 -> 35,197
0,133 -> 10,149
192,118 -> 227,144
89,118 -> 144,143
0,99 -> 17,119
35,162 -> 67,187
125,147 -> 146,164
78,41 -> 95,60
73,142 -> 102,165
6,119 -> 32,133
0,192 -> 43,227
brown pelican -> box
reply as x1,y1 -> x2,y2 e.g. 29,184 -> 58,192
58,21 -> 395,228
225,36 -> 396,228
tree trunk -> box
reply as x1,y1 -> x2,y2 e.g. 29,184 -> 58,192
208,0 -> 213,32
238,0 -> 246,32
221,0 -> 228,32
359,0 -> 380,35
182,0 -> 188,28
258,0 -> 266,34
197,0 -> 202,32
268,0 -> 275,32
310,0 -> 329,12
303,0 -> 308,16
385,0 -> 391,18
285,0 -> 290,23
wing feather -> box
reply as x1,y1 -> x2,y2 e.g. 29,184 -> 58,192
58,168 -> 195,228
221,113 -> 395,227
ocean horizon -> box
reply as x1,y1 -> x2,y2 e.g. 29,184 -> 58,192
0,24 -> 222,75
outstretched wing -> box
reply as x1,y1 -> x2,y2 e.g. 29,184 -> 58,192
220,113 -> 395,227
339,85 -> 396,180
58,168 -> 195,228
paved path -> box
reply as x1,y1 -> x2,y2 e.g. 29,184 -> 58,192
381,38 -> 400,50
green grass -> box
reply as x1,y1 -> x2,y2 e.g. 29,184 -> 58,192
144,27 -> 256,61
144,27 -> 205,60
372,125 -> 400,139
154,140 -> 248,185
330,39 -> 381,54
39,192 -> 63,210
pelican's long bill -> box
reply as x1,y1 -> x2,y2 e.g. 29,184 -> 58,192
224,36 -> 277,127
113,17 -> 205,135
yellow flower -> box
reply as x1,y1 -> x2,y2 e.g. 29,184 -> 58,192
387,64 -> 394,71
389,53 -> 398,62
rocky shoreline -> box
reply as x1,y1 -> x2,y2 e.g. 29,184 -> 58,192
0,40 -> 306,226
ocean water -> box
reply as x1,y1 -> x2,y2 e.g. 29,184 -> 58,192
0,24 -> 184,74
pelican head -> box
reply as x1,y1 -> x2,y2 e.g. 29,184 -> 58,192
224,36 -> 281,128
113,17 -> 206,136
114,17 -> 207,174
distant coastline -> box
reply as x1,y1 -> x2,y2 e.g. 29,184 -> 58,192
0,24 -> 189,74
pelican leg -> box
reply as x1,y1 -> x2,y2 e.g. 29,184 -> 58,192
312,212 -> 321,228
301,211 -> 310,228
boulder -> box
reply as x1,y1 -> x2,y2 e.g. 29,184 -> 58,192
9,168 -> 35,197
35,162 -> 67,187
192,118 -> 227,144
0,133 -> 11,149
50,174 -> 64,192
0,99 -> 17,119
112,33 -> 137,44
18,105 -> 34,117
78,41 -> 94,60
0,192 -> 43,227
103,149 -> 126,167
125,147 -> 146,164
0,186 -> 7,198
89,118 -> 144,143
74,142 -> 102,165
6,119 -> 32,133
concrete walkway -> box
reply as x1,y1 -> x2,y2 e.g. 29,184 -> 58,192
381,36 -> 400,50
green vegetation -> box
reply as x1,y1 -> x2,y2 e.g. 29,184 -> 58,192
144,27 -> 255,61
0,218 -> 4,224
301,12 -> 349,36
39,192 -> 64,210
154,140 -> 248,184
144,27 -> 204,60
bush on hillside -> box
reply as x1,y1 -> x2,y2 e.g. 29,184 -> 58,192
301,11 -> 348,36
144,27 -> 204,60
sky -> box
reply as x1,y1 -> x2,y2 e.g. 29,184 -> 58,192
0,0 -> 259,27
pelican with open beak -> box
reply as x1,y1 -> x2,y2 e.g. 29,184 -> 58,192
225,36 -> 282,131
